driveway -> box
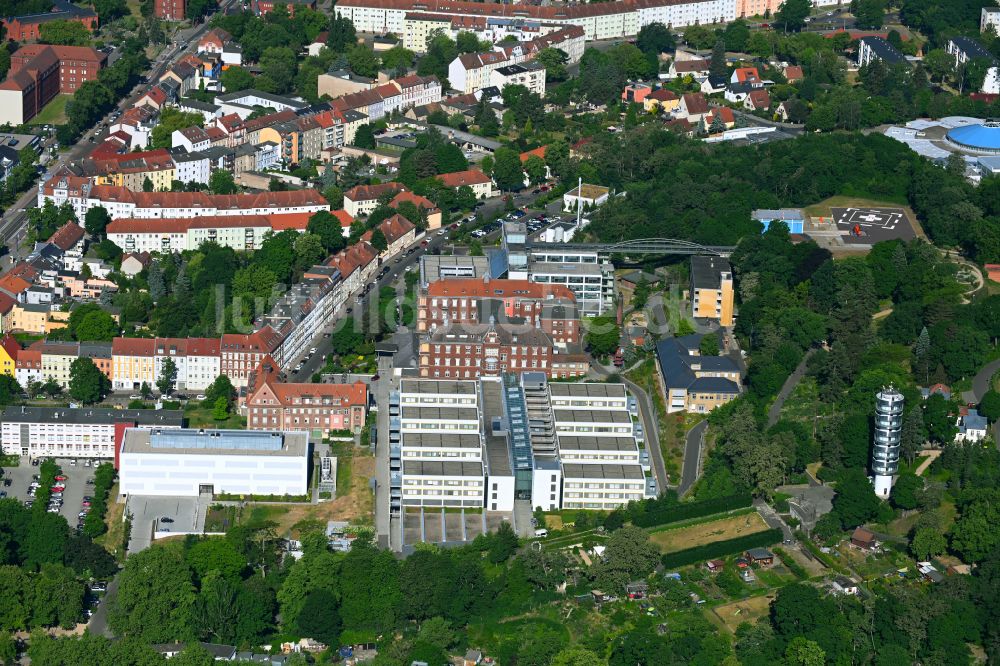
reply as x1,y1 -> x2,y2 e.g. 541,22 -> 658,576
754,498 -> 794,541
767,349 -> 815,427
678,420 -> 707,497
620,377 -> 668,492
963,359 -> 1000,405
125,495 -> 203,554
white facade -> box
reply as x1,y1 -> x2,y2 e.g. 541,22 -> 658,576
119,429 -> 309,497
0,407 -> 183,459
396,379 -> 485,508
561,464 -> 646,510
983,7 -> 1000,33
490,63 -> 546,96
531,462 -> 561,511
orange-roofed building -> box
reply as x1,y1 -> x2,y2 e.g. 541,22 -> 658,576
389,190 -> 442,230
14,346 -> 41,386
246,356 -> 368,434
731,67 -> 761,84
985,264 -> 1000,283
436,169 -> 494,199
643,88 -> 679,113
705,106 -> 736,131
0,274 -> 32,298
331,209 -> 355,237
519,146 -> 547,163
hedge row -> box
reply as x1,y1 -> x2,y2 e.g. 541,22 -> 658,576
632,493 -> 753,528
773,546 -> 808,580
661,528 -> 783,568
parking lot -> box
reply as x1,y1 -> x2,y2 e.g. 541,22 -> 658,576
1,457 -> 98,528
125,495 -> 205,553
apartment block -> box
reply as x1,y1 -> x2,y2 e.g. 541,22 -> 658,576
387,375 -> 647,517
0,406 -> 184,459
690,255 -> 734,327
392,379 -> 486,509
656,333 -> 741,414
0,45 -> 106,125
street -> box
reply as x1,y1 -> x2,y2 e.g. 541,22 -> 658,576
0,2 -> 235,261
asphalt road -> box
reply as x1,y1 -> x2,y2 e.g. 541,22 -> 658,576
621,376 -> 668,492
964,358 -> 1000,405
678,420 -> 707,497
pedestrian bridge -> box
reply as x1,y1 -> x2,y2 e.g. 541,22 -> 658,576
524,238 -> 735,257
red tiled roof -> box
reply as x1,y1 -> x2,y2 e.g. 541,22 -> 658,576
646,88 -> 678,101
251,356 -> 368,406
112,337 -> 156,356
0,274 -> 31,296
519,146 -> 547,163
87,186 -> 328,216
0,334 -> 21,360
671,58 -> 709,72
707,107 -> 735,124
437,169 -> 491,188
344,182 -> 407,202
681,93 -> 708,114
784,65 -> 804,81
362,213 -> 415,246
733,67 -> 760,83
746,89 -> 771,109
48,221 -> 85,251
327,240 -> 378,279
0,292 -> 15,314
458,51 -> 508,70
390,191 -> 438,212
332,209 -> 354,228
427,278 -> 575,302
220,325 -> 285,354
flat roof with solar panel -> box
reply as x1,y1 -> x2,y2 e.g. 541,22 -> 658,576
400,406 -> 480,421
548,383 -> 627,399
558,435 -> 638,451
553,409 -> 632,424
399,379 -> 477,395
122,428 -> 309,457
399,433 -> 482,449
562,463 -> 645,480
402,460 -> 484,477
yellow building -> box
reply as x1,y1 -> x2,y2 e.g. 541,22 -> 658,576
0,335 -> 19,377
35,341 -> 79,387
690,256 -> 734,327
7,304 -> 70,335
402,14 -> 452,51
643,88 -> 680,114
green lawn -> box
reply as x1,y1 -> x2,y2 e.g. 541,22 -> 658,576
29,94 -> 72,126
183,402 -> 246,429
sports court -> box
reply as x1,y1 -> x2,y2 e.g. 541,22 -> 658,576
831,207 -> 916,245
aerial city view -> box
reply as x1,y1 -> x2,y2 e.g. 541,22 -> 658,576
0,0 -> 999,662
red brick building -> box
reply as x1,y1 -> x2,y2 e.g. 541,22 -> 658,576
245,357 -> 368,434
418,324 -> 587,380
418,278 -> 580,345
2,1 -> 98,43
154,0 -> 186,20
0,45 -> 106,125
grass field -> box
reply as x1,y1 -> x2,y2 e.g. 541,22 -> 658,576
183,403 -> 246,429
711,594 -> 775,633
650,512 -> 769,554
29,94 -> 71,126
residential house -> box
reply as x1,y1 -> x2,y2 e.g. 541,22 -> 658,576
956,407 -> 988,442
667,58 -> 710,79
120,252 -> 152,277
704,106 -> 735,131
437,169 -> 494,198
744,88 -> 771,112
390,191 -> 442,230
700,74 -> 728,94
677,93 -> 709,123
343,182 -> 408,217
0,335 -> 19,377
449,51 -> 512,94
643,88 -> 679,113
622,83 -> 653,103
784,65 -> 804,82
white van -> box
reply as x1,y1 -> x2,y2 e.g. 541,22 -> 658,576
534,529 -> 548,538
